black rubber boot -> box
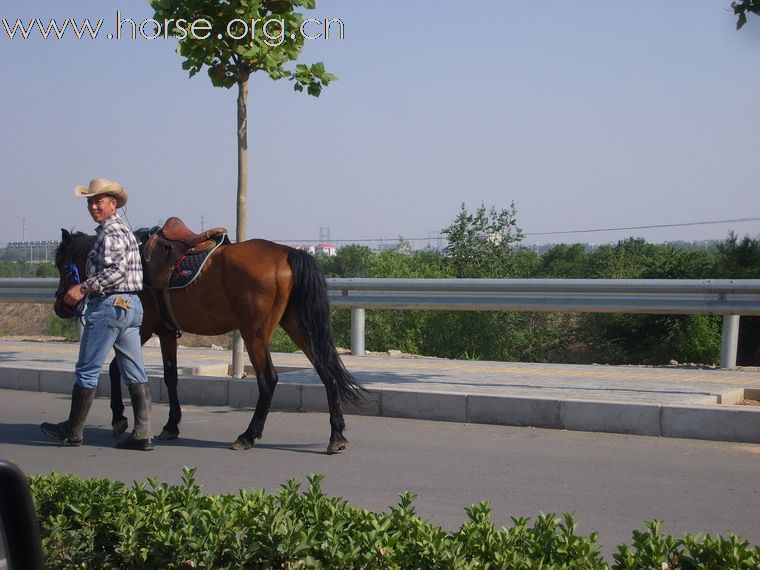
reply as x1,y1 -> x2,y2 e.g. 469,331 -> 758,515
115,383 -> 154,451
41,385 -> 96,446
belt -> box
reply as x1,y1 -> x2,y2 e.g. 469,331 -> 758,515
89,291 -> 140,299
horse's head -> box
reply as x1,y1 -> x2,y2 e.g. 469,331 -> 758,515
53,229 -> 93,319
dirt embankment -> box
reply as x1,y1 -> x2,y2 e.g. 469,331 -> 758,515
0,303 -> 52,336
0,303 -> 230,348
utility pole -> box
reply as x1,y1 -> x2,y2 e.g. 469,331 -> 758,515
21,219 -> 32,261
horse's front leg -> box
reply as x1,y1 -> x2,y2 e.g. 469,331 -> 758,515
109,359 -> 129,436
156,332 -> 181,440
231,335 -> 277,451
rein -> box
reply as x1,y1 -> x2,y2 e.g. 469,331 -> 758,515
56,261 -> 85,319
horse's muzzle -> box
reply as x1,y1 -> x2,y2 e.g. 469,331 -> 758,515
54,297 -> 79,320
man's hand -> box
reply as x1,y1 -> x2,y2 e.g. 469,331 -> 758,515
63,284 -> 85,307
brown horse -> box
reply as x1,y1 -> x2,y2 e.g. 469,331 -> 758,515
53,228 -> 365,453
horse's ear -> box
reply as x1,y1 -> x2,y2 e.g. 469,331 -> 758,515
61,229 -> 71,243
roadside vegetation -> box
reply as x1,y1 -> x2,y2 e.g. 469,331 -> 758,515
2,205 -> 759,365
318,205 -> 760,367
29,468 -> 759,569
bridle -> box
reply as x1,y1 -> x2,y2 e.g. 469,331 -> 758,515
55,260 -> 85,319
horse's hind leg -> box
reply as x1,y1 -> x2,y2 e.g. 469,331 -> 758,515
280,309 -> 348,454
109,359 -> 128,436
231,332 -> 278,451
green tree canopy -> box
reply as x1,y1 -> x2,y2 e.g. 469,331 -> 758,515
732,0 -> 760,29
150,0 -> 335,93
441,202 -> 523,278
540,243 -> 589,278
716,232 -> 760,278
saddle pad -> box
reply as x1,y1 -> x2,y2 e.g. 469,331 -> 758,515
168,233 -> 229,289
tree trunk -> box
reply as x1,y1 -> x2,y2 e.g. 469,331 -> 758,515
236,74 -> 249,243
232,73 -> 250,378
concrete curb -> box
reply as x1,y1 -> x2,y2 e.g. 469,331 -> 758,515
1,367 -> 759,444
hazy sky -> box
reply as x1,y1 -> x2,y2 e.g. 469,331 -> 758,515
1,1 -> 759,248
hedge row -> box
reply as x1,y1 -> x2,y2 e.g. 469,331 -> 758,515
29,468 -> 759,569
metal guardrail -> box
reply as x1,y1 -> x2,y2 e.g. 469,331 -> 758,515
0,279 -> 58,303
2,278 -> 760,368
327,278 -> 760,314
327,278 -> 760,368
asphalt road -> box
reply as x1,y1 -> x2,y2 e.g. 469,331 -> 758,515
1,389 -> 758,559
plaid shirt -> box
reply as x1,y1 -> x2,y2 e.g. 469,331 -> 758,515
83,213 -> 143,295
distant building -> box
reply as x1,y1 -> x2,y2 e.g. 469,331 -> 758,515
293,243 -> 338,256
314,243 -> 337,257
294,245 -> 317,255
2,240 -> 60,262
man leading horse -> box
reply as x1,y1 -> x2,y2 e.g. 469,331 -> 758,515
41,178 -> 154,451
51,180 -> 365,453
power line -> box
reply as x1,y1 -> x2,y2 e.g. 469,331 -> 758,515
2,216 -> 757,248
274,216 -> 760,243
524,217 -> 760,237
277,237 -> 429,243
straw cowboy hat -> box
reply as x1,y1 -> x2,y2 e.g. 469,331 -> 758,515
74,178 -> 128,208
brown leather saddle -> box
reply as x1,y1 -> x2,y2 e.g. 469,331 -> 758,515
143,217 -> 228,290
142,217 -> 228,333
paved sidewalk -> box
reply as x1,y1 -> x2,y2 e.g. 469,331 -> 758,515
1,340 -> 759,443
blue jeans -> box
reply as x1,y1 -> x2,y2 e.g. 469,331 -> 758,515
74,293 -> 148,390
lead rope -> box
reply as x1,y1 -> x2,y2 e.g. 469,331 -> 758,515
58,261 -> 86,322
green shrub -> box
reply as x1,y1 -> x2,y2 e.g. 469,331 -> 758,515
28,469 -> 759,569
270,327 -> 298,353
0,260 -> 57,277
578,314 -> 722,366
46,314 -> 79,340
613,520 -> 760,569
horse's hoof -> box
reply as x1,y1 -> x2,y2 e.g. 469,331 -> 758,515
327,440 -> 348,454
112,417 -> 128,437
230,436 -> 253,451
157,428 -> 179,440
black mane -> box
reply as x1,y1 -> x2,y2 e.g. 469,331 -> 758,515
55,227 -> 159,266
134,227 -> 158,245
55,231 -> 96,266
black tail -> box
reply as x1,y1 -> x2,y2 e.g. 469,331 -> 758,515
287,249 -> 366,404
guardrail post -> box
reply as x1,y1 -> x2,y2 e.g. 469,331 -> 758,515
231,331 -> 245,378
720,315 -> 740,369
351,308 -> 365,356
